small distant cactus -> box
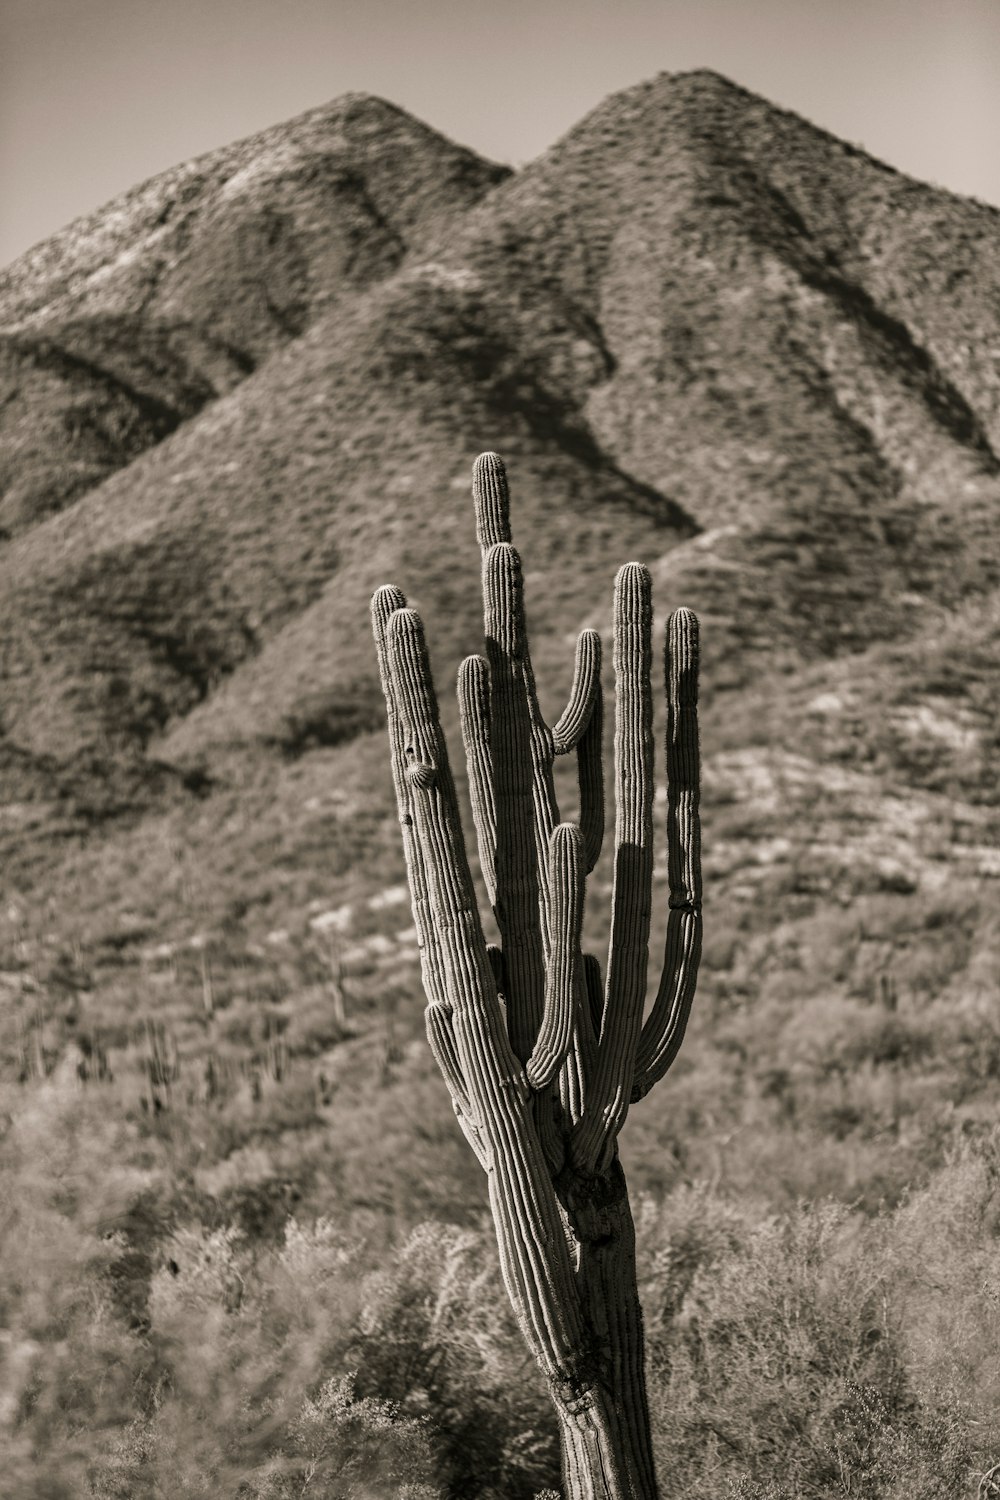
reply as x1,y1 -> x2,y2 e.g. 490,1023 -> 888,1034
372,453 -> 702,1500
142,1018 -> 179,1111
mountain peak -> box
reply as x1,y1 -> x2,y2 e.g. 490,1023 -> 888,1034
650,66 -> 748,92
269,89 -> 439,137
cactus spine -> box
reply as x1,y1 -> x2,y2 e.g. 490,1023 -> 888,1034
372,453 -> 702,1500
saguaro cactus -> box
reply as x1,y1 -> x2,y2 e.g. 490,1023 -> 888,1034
372,453 -> 701,1500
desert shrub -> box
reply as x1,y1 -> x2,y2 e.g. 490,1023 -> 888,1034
639,1172 -> 994,1498
646,1195 -> 902,1491
0,1073 -> 165,1496
116,1216 -> 363,1489
3,1059 -> 997,1497
110,1212 -> 557,1496
274,684 -> 386,758
88,1374 -> 442,1500
245,1374 -> 441,1499
353,1221 -> 558,1498
889,1129 -> 1000,1431
89,1210 -> 553,1497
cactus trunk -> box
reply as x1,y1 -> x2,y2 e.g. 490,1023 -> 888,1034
556,1389 -> 654,1500
553,1159 -> 658,1499
372,453 -> 702,1498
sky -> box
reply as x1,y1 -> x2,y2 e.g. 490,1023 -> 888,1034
2,0 -> 999,269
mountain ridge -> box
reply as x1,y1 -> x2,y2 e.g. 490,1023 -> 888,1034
0,93 -> 511,534
1,65 -> 997,1084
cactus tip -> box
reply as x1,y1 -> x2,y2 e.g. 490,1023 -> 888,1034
668,607 -> 700,659
474,450 -> 506,472
458,653 -> 490,685
385,604 -> 424,643
670,605 -> 699,631
372,583 -> 406,613
615,561 -> 652,588
551,821 -> 584,853
473,452 -> 512,548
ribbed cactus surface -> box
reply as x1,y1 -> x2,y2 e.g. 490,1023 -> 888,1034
372,453 -> 702,1500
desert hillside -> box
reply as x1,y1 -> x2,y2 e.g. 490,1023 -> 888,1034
1,70 -> 998,1498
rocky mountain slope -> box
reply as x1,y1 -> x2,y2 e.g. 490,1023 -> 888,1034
1,69 -> 997,1199
0,94 -> 509,536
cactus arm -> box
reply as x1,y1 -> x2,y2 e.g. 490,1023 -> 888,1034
458,653 -> 497,904
582,952 -> 605,1039
555,961 -> 598,1132
481,541 -> 551,1060
383,607 -> 489,961
630,908 -> 701,1103
371,584 -> 417,843
473,450 -> 512,548
571,564 -> 655,1174
372,584 -> 407,698
552,628 -> 602,753
548,625 -> 605,876
526,823 -> 585,1090
631,609 -> 702,1102
382,603 -> 529,1031
479,542 -> 577,1146
424,1002 -> 473,1118
426,1003 -> 490,1168
372,586 -> 450,1012
473,464 -> 597,1144
662,608 -> 700,913
576,673 -> 605,874
474,451 -> 560,909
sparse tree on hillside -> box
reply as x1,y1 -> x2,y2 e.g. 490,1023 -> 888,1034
371,452 -> 701,1500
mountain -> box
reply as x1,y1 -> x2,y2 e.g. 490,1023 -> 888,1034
1,69 -> 997,1185
0,94 -> 510,536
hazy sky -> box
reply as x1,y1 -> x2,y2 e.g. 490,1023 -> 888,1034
2,0 -> 998,269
